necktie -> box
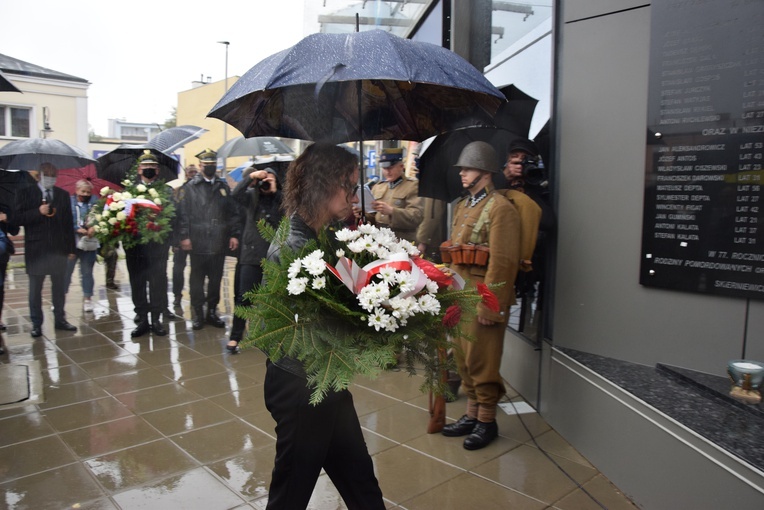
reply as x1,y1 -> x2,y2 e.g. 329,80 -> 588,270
45,189 -> 53,203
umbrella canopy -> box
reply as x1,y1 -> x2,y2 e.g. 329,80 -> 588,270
208,29 -> 505,144
217,136 -> 294,160
0,138 -> 95,171
56,163 -> 122,195
227,154 -> 295,182
0,70 -> 22,93
0,169 -> 35,214
145,125 -> 208,153
417,84 -> 540,202
97,146 -> 179,185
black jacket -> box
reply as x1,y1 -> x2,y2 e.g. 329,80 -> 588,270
177,174 -> 242,255
232,174 -> 283,266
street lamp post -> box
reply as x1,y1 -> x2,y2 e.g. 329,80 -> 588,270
218,41 -> 230,173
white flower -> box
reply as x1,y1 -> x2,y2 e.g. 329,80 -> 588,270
287,277 -> 309,295
121,179 -> 131,186
102,209 -> 111,218
396,271 -> 417,294
153,198 -> 162,206
389,295 -> 418,320
149,188 -> 159,198
109,202 -> 121,211
367,308 -> 391,331
116,212 -> 126,221
346,239 -> 366,253
94,214 -> 102,221
108,217 -> 118,225
100,186 -> 110,197
426,280 -> 439,294
335,249 -> 345,258
121,192 -> 133,200
136,184 -> 147,193
357,282 -> 389,311
311,276 -> 326,290
377,266 -> 398,285
302,250 -> 326,276
335,228 -> 360,242
418,294 -> 441,314
288,259 -> 302,279
112,192 -> 123,202
356,223 -> 378,235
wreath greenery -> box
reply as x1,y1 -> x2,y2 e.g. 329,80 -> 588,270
236,219 -> 497,405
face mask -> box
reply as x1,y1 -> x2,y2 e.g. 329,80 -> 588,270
41,175 -> 57,189
78,194 -> 92,202
202,165 -> 217,178
142,167 -> 157,179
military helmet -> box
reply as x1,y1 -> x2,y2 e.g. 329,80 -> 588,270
454,141 -> 499,173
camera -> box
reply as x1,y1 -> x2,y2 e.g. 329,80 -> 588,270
521,156 -> 547,187
258,179 -> 271,192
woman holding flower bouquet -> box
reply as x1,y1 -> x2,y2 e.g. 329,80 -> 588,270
262,143 -> 385,510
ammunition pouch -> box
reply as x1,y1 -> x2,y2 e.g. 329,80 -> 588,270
440,241 -> 489,267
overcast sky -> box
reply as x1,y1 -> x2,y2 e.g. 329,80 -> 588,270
2,0 -> 307,135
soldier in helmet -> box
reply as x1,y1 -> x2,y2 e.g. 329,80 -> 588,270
440,141 -> 521,450
355,147 -> 423,242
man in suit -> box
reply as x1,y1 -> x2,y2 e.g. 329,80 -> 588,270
14,162 -> 77,337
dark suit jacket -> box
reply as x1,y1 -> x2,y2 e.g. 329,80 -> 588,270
14,185 -> 75,275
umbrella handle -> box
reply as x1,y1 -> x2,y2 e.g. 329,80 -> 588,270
41,197 -> 56,217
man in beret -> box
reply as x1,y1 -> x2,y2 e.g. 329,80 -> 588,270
355,147 -> 423,242
177,149 -> 241,330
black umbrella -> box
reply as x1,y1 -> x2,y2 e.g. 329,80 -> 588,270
208,29 -> 505,144
0,169 -> 35,214
217,136 -> 295,160
0,70 -> 21,93
417,84 -> 540,202
97,146 -> 179,185
0,138 -> 95,171
145,125 -> 208,153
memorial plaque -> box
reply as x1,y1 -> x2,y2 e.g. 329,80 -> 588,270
641,0 -> 764,299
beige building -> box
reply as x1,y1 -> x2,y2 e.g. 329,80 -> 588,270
0,53 -> 90,154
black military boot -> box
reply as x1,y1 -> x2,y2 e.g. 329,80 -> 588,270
206,308 -> 225,328
441,415 -> 478,437
151,313 -> 167,336
192,307 -> 205,330
131,317 -> 150,337
463,420 -> 498,450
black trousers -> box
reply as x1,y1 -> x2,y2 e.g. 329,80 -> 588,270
29,272 -> 67,327
189,253 -> 225,312
125,252 -> 167,320
0,252 -> 8,319
264,361 -> 385,510
172,248 -> 188,299
230,263 -> 263,340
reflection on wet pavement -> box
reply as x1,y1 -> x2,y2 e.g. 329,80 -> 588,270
0,259 -> 637,509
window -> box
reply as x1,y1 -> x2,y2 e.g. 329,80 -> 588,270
0,105 -> 31,138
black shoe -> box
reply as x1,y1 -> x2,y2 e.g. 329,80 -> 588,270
133,314 -> 141,324
30,326 -> 43,338
151,322 -> 168,336
0,321 -> 6,331
173,296 -> 182,307
441,415 -> 478,437
226,339 -> 239,353
192,318 -> 205,330
131,320 -> 150,338
463,420 -> 498,450
54,321 -> 77,332
206,311 -> 225,328
163,309 -> 179,321
106,282 -> 119,290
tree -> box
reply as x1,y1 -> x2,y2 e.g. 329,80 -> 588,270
163,107 -> 177,129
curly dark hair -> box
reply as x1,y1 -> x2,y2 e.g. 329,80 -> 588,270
283,143 -> 357,228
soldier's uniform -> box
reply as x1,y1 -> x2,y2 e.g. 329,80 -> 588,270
368,148 -> 423,242
441,141 -> 522,451
450,186 -> 520,406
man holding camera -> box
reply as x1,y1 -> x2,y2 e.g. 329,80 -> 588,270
177,149 -> 241,330
227,166 -> 283,352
